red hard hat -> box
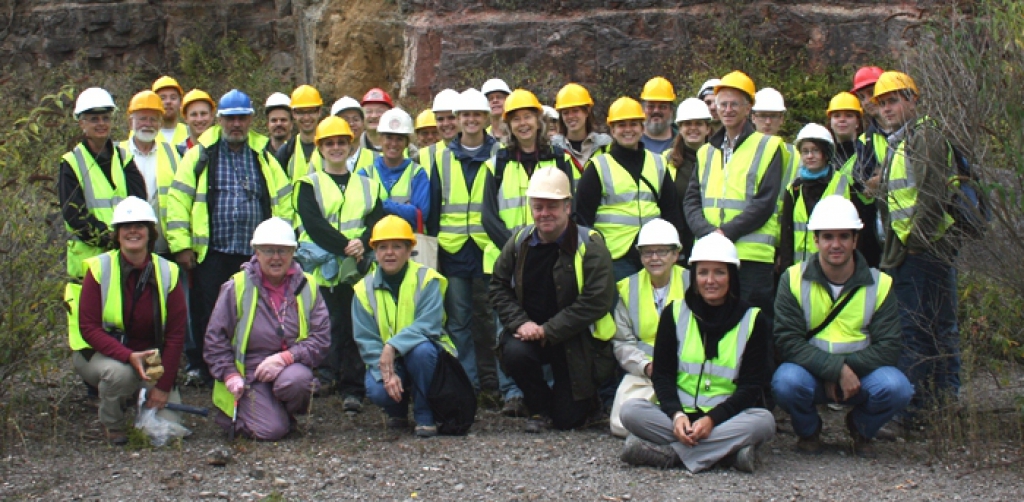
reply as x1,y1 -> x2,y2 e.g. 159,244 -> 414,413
852,66 -> 885,93
361,87 -> 394,108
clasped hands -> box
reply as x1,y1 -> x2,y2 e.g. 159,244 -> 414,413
379,344 -> 404,402
514,321 -> 546,344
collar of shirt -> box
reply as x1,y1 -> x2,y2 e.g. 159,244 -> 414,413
528,225 -> 568,247
128,138 -> 157,157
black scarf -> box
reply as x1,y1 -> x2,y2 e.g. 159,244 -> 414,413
685,263 -> 749,360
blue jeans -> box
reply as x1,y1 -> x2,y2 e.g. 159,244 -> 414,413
444,276 -> 496,390
365,341 -> 438,426
890,252 -> 961,413
772,362 -> 913,439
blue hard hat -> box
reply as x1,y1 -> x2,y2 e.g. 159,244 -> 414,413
217,89 -> 254,116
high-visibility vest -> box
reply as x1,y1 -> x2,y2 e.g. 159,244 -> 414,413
165,126 -> 294,263
779,142 -> 800,197
69,251 -> 179,350
853,130 -> 889,204
511,224 -> 616,340
591,151 -> 666,260
599,265 -> 688,351
117,140 -> 181,236
211,270 -> 317,416
417,142 -> 442,177
673,301 -> 759,413
696,132 -> 783,263
883,117 -> 955,244
357,160 -> 424,204
436,147 -> 494,255
790,170 -> 852,263
352,147 -> 380,174
157,123 -> 190,146
353,261 -> 455,353
62,143 -> 133,279
285,140 -> 322,182
295,170 -> 383,286
787,260 -> 891,354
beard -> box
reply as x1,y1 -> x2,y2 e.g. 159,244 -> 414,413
135,129 -> 157,143
645,119 -> 668,136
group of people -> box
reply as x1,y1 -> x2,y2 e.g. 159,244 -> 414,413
60,66 -> 962,474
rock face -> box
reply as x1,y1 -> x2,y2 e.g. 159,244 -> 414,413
1,0 -> 934,103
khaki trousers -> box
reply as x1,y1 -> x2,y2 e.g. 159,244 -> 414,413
73,351 -> 181,430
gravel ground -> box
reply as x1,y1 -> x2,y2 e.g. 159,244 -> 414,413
1,380 -> 1022,502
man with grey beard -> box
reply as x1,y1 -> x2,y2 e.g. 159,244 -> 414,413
639,76 -> 677,154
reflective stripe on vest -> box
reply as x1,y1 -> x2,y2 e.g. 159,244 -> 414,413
286,143 -> 313,182
789,261 -> 890,354
437,148 -> 492,254
780,142 -> 800,198
883,119 -> 955,243
63,144 -> 131,278
118,140 -> 180,230
353,262 -> 456,353
674,301 -> 758,413
361,160 -> 422,204
592,152 -> 665,259
791,170 -> 852,263
616,265 -> 688,354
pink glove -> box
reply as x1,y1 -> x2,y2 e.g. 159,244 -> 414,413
225,374 -> 245,400
253,350 -> 294,382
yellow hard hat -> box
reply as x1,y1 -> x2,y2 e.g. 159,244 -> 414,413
502,89 -> 543,119
415,109 -> 437,130
151,76 -> 184,96
872,71 -> 919,102
715,71 -> 757,103
180,89 -> 216,116
555,83 -> 594,110
606,97 -> 646,124
291,84 -> 324,109
826,92 -> 863,116
640,76 -> 676,102
314,116 -> 354,145
127,90 -> 165,115
369,215 -> 417,248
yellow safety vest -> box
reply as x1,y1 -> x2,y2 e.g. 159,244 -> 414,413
62,143 -> 133,279
787,261 -> 891,354
436,147 -> 493,255
118,139 -> 181,236
295,170 -> 384,286
780,142 -> 800,196
156,123 -> 190,146
674,301 -> 759,413
285,140 -> 321,182
165,126 -> 295,263
790,170 -> 852,263
352,147 -> 380,174
417,142 -> 443,177
357,160 -> 424,205
211,270 -> 317,416
696,132 -> 783,263
591,151 -> 666,260
68,251 -> 179,350
353,261 -> 455,353
602,265 -> 688,352
883,118 -> 955,244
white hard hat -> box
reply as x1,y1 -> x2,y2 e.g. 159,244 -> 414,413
74,87 -> 117,119
637,218 -> 681,248
698,79 -> 721,98
111,196 -> 157,225
431,89 -> 460,113
795,123 -> 835,150
674,98 -> 712,123
264,92 -> 291,112
688,233 -> 740,267
455,88 -> 490,114
480,78 -> 512,96
806,195 -> 863,231
330,96 -> 363,117
250,217 -> 298,248
526,166 -> 572,200
377,108 -> 415,136
751,88 -> 786,112
542,105 -> 559,121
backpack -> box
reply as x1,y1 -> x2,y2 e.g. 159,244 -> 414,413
427,341 -> 477,435
945,142 -> 991,240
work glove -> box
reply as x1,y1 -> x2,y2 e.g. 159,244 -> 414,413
225,374 -> 245,400
253,350 -> 294,382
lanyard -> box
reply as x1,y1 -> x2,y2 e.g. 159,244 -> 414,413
267,293 -> 292,350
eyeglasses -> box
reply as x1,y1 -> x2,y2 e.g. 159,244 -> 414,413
640,248 -> 676,259
256,247 -> 294,256
716,100 -> 746,110
82,115 -> 112,124
293,108 -> 320,117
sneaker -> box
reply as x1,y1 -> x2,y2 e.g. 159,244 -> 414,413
874,423 -> 899,442
103,426 -> 128,446
845,411 -> 877,458
620,434 -> 678,469
501,396 -> 528,417
342,395 -> 362,414
524,414 -> 552,433
414,425 -> 438,438
827,403 -> 845,412
795,427 -> 824,455
387,416 -> 410,430
732,445 -> 757,473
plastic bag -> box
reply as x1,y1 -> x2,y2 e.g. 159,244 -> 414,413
135,395 -> 191,447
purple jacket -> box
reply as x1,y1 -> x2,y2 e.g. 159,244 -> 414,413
204,258 -> 331,382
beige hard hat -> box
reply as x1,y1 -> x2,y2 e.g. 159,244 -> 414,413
525,167 -> 572,200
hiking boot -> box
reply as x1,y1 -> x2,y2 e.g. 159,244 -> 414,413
846,411 -> 877,459
524,414 -> 552,433
732,445 -> 757,473
874,423 -> 898,442
386,416 -> 410,430
103,426 -> 128,446
342,395 -> 362,414
501,396 -> 528,417
414,425 -> 438,438
795,427 -> 824,455
620,434 -> 678,469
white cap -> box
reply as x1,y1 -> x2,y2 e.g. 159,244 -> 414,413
674,98 -> 712,123
795,123 -> 835,149
455,88 -> 490,114
250,217 -> 298,248
264,92 -> 291,112
330,96 -> 363,117
74,87 -> 117,119
481,78 -> 512,96
542,105 -> 559,121
431,89 -> 460,113
111,196 -> 157,225
807,195 -> 863,231
752,88 -> 786,112
698,79 -> 721,98
637,218 -> 681,248
377,108 -> 415,136
526,166 -> 572,200
688,233 -> 740,267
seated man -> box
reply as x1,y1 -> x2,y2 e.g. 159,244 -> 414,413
772,196 -> 913,458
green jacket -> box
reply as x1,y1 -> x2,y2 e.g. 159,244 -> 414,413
774,252 -> 901,382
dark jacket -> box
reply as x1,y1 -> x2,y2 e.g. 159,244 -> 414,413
489,221 -> 617,401
777,168 -> 839,272
774,252 -> 901,382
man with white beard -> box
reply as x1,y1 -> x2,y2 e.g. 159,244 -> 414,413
639,77 -> 677,155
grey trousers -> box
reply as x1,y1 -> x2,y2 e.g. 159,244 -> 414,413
620,398 -> 775,473
73,351 -> 182,430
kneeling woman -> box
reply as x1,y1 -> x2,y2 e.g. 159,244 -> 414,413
619,233 -> 774,473
205,217 -> 331,441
